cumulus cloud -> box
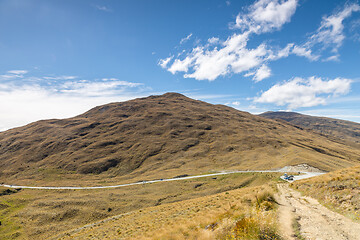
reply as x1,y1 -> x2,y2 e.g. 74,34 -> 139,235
254,65 -> 272,82
244,64 -> 272,82
162,31 -> 286,81
254,76 -> 352,109
159,0 -> 299,81
159,1 -> 358,81
231,0 -> 298,33
0,73 -> 147,131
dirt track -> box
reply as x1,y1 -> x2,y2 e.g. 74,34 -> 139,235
277,184 -> 360,240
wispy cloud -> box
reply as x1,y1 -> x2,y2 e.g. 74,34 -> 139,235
291,45 -> 319,61
7,70 -> 28,75
94,5 -> 112,12
180,33 -> 193,44
0,70 -> 28,81
43,75 -> 78,80
307,3 -> 360,53
293,3 -> 360,62
254,76 -> 353,109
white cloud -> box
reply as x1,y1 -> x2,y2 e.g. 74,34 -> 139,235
232,101 -> 240,106
95,5 -> 112,12
0,70 -> 28,81
0,73 -> 147,131
244,64 -> 272,82
254,76 -> 352,109
291,45 -> 319,61
158,56 -> 174,69
323,55 -> 340,62
60,80 -> 143,97
7,70 -> 28,75
101,78 -> 118,81
271,43 -> 294,59
159,0 -> 299,81
163,31 -> 282,81
180,33 -> 193,44
301,3 -> 360,59
159,1 -> 357,81
232,0 -> 298,34
226,1 -> 231,6
43,75 -> 78,80
254,65 -> 272,82
208,37 -> 220,44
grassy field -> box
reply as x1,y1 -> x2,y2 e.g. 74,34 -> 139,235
58,181 -> 282,240
0,172 -> 282,239
292,165 -> 360,221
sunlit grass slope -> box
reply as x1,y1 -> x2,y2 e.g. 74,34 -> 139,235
0,172 -> 282,239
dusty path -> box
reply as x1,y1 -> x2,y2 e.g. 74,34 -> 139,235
277,184 -> 360,240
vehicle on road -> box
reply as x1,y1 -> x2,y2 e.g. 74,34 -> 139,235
283,173 -> 294,181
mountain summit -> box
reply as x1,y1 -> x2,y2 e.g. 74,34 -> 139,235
1,93 -> 359,183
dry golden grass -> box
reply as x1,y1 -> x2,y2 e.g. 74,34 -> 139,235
58,183 -> 281,240
292,165 -> 360,221
0,172 -> 282,239
1,93 -> 360,186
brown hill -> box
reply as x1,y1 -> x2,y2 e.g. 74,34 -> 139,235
1,93 -> 360,185
259,111 -> 360,144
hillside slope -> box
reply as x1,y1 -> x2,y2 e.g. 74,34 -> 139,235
259,111 -> 360,144
1,93 -> 360,184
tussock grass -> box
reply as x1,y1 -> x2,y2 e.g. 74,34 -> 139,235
59,183 -> 282,240
0,173 -> 281,239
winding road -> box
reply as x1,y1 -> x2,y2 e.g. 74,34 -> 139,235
0,170 -> 324,190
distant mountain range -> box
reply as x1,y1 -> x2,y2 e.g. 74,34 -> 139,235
259,111 -> 360,144
1,93 -> 359,183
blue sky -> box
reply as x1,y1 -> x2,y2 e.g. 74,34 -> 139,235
0,0 -> 360,130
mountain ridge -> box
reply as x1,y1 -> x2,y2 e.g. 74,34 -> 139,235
259,111 -> 360,144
